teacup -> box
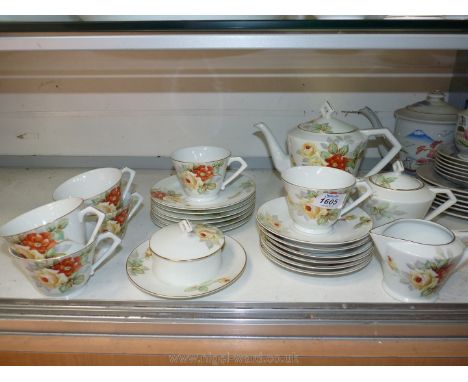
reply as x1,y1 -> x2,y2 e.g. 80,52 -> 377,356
9,231 -> 121,298
0,197 -> 105,260
52,167 -> 136,212
171,146 -> 247,202
282,166 -> 373,234
86,192 -> 143,238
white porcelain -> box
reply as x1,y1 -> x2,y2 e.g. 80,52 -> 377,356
0,198 -> 105,259
455,108 -> 468,159
371,219 -> 468,302
53,167 -> 136,212
282,166 -> 372,234
394,91 -> 459,172
260,243 -> 373,277
171,146 -> 248,202
358,161 -> 457,226
86,192 -> 143,239
126,237 -> 246,299
257,197 -> 373,245
149,220 -> 224,286
417,163 -> 468,196
255,101 -> 401,176
437,142 -> 468,166
151,173 -> 255,210
9,231 -> 121,298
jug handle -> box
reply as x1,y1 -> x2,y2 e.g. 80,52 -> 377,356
424,188 -> 457,221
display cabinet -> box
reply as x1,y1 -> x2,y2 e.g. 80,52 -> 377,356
0,18 -> 468,365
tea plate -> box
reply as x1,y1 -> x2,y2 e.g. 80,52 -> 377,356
434,195 -> 468,208
429,205 -> 468,220
151,199 -> 255,221
126,237 -> 247,299
416,164 -> 468,196
151,213 -> 254,232
434,166 -> 468,188
261,240 -> 373,271
432,198 -> 468,213
150,174 -> 255,210
260,244 -> 373,277
437,143 -> 468,165
256,197 -> 373,245
434,159 -> 468,179
435,154 -> 468,173
260,235 -> 374,266
260,232 -> 373,261
151,204 -> 255,225
258,223 -> 371,252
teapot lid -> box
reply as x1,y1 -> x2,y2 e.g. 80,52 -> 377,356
395,91 -> 459,124
299,101 -> 357,134
149,220 -> 224,261
370,161 -> 424,191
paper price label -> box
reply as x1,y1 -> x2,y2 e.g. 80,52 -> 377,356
313,193 -> 346,209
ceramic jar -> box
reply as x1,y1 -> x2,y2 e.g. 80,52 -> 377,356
371,219 -> 468,302
149,220 -> 224,286
357,161 -> 457,227
394,91 -> 459,172
255,101 -> 401,177
455,108 -> 468,158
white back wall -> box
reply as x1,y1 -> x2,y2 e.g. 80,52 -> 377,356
0,49 -> 458,158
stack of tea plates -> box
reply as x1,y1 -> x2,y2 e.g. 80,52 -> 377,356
417,162 -> 468,220
150,174 -> 256,231
433,143 -> 468,188
256,197 -> 374,276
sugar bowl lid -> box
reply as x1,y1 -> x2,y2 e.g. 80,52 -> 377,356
394,91 -> 459,124
149,220 -> 224,261
370,161 -> 424,191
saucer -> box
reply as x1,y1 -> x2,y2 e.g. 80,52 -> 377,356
437,143 -> 468,166
417,164 -> 468,196
150,174 -> 255,210
126,236 -> 247,299
256,197 -> 373,245
260,244 -> 373,277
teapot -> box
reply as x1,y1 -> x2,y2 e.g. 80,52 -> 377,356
255,101 -> 401,177
370,219 -> 468,302
356,161 -> 457,227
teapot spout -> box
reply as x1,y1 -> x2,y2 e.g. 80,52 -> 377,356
254,122 -> 291,173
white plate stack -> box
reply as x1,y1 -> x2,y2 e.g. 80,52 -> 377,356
256,197 -> 374,276
150,174 -> 256,231
417,145 -> 468,220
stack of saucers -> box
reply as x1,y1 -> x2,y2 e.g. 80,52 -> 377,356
150,174 -> 256,231
417,153 -> 468,221
256,197 -> 374,277
433,143 -> 468,188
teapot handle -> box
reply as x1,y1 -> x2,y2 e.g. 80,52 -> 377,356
360,129 -> 402,177
424,188 -> 457,221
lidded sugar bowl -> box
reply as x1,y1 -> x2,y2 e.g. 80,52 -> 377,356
357,161 -> 457,227
149,220 -> 224,286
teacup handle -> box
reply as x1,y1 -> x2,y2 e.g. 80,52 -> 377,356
91,231 -> 122,274
341,180 -> 373,216
221,157 -> 248,191
127,192 -> 144,221
425,188 -> 457,221
121,167 -> 136,200
360,129 -> 402,177
78,206 -> 105,246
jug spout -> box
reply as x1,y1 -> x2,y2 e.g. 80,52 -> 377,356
254,122 -> 291,173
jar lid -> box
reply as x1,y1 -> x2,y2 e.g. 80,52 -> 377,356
370,161 -> 424,191
299,101 -> 356,134
149,220 -> 224,261
395,91 -> 459,124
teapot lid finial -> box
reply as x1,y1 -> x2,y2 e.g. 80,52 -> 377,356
320,101 -> 336,119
